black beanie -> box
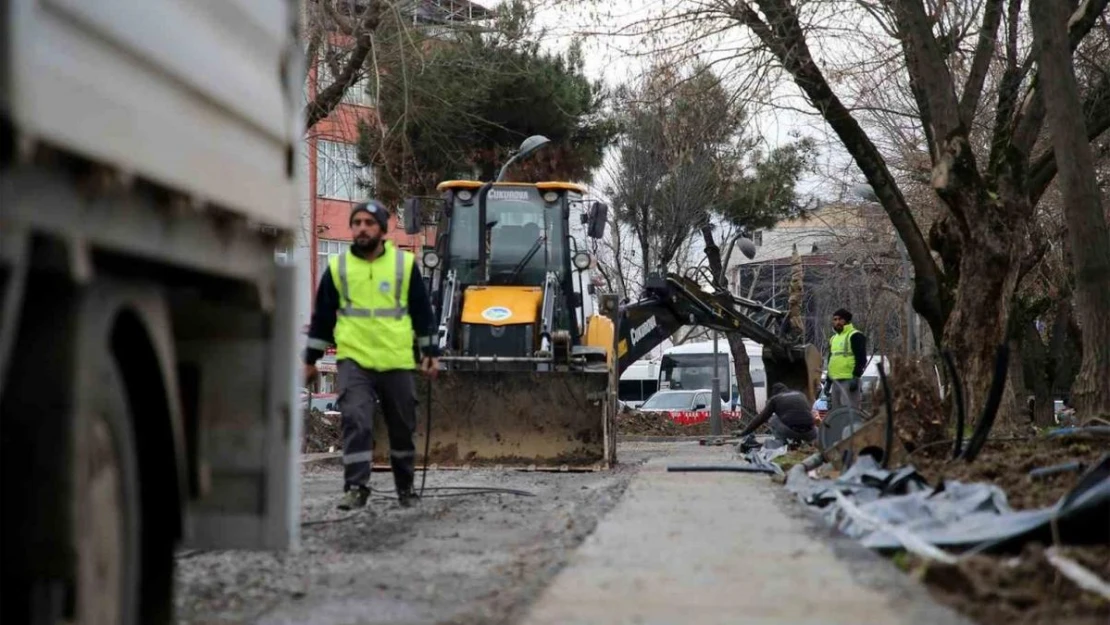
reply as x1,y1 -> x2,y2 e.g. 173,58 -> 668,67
350,200 -> 389,233
833,308 -> 853,322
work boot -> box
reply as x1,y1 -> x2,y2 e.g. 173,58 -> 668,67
397,487 -> 421,508
338,485 -> 369,510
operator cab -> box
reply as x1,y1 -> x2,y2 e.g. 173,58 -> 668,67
442,182 -> 571,288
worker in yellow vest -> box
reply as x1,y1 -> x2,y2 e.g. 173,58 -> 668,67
303,200 -> 440,510
824,308 -> 867,413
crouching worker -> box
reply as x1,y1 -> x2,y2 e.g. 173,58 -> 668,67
734,383 -> 817,445
302,200 -> 440,510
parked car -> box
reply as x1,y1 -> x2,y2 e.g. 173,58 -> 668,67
638,389 -> 715,413
300,391 -> 339,413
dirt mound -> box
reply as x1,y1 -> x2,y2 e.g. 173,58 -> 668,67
910,435 -> 1107,510
896,434 -> 1110,624
909,543 -> 1110,625
616,409 -> 743,437
869,356 -> 947,452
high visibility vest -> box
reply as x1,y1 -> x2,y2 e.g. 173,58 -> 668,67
828,323 -> 859,380
330,242 -> 416,371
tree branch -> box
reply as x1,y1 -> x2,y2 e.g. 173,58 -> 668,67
890,0 -> 963,140
304,2 -> 384,130
1028,75 -> 1110,206
1011,0 -> 1110,153
988,0 -> 1025,174
958,0 -> 1004,123
733,0 -> 947,333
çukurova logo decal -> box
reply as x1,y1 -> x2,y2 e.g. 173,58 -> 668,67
481,306 -> 513,322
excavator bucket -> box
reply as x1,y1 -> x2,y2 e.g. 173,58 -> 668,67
763,344 -> 825,404
370,367 -> 612,470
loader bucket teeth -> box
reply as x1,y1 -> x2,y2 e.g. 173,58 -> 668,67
370,369 -> 611,470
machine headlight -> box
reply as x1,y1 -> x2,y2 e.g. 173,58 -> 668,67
457,189 -> 473,202
572,251 -> 591,270
542,191 -> 559,203
423,250 -> 441,269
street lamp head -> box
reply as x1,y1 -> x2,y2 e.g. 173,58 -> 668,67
518,135 -> 551,158
496,135 -> 551,182
851,184 -> 879,203
737,237 -> 757,260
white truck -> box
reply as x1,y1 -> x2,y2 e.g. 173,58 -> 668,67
1,1 -> 304,622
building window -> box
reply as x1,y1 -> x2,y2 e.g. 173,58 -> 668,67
753,230 -> 763,246
275,245 -> 292,265
317,239 -> 350,281
316,140 -> 372,201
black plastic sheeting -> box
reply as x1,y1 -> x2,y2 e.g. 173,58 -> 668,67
783,452 -> 1110,555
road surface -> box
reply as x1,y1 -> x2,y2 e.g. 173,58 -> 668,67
174,442 -> 971,624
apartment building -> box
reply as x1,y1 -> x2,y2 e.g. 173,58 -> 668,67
291,0 -> 494,330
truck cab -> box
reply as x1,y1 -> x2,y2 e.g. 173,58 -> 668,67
1,2 -> 304,622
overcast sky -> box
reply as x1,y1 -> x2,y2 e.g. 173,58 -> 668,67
525,0 -> 864,205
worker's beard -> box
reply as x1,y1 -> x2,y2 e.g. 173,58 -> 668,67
351,234 -> 381,257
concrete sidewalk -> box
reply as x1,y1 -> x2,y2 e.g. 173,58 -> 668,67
520,443 -> 971,625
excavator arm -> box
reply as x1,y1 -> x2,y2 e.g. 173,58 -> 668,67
616,269 -> 822,401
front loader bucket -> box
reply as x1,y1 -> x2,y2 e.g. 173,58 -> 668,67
371,368 -> 611,470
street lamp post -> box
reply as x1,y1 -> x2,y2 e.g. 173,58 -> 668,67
496,135 -> 551,182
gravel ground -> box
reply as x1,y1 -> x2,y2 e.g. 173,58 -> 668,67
174,449 -> 655,625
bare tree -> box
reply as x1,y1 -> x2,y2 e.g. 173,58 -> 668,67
564,0 -> 1110,424
1029,0 -> 1110,418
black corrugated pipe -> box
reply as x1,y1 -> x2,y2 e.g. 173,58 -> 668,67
941,350 -> 967,459
877,360 -> 894,469
960,344 -> 1010,463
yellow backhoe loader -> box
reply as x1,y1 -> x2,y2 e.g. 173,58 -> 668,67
371,138 -> 822,470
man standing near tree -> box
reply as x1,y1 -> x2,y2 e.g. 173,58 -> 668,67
824,308 -> 867,414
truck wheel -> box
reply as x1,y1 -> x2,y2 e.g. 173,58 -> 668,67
72,347 -> 142,625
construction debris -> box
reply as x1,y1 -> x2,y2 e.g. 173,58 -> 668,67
870,356 -> 947,452
785,453 -> 1110,555
303,408 -> 341,453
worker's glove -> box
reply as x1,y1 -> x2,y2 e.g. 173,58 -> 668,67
848,378 -> 859,393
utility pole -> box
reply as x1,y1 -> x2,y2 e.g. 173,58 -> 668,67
710,330 -> 722,437
896,238 -> 916,355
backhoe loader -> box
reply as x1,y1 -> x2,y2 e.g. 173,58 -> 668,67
379,159 -> 821,470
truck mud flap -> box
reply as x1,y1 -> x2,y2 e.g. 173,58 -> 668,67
370,369 -> 610,470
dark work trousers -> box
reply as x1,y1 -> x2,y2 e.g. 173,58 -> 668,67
769,414 -> 817,443
336,359 -> 418,493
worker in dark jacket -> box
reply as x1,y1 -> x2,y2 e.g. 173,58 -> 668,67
735,383 -> 817,443
303,200 -> 440,511
825,308 -> 867,413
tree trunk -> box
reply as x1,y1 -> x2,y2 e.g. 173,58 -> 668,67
1019,319 -> 1055,427
727,333 -> 757,421
699,224 -> 761,422
1003,337 -> 1027,427
1048,297 -> 1082,400
940,209 -> 1024,429
1031,0 -> 1110,417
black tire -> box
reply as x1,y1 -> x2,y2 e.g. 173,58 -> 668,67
71,344 -> 142,625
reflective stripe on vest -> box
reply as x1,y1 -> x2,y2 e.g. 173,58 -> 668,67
330,243 -> 416,371
828,324 -> 858,380
336,247 -> 407,319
